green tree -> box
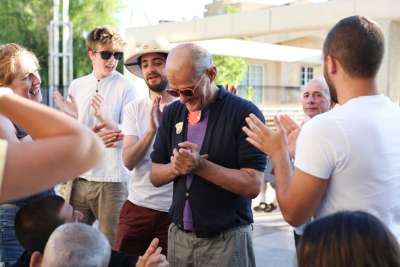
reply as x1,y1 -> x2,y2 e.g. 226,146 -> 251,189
0,0 -> 122,98
212,55 -> 248,86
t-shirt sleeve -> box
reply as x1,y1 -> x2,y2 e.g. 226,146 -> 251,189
150,105 -> 172,164
238,103 -> 267,172
0,139 -> 8,193
294,117 -> 345,179
121,101 -> 139,136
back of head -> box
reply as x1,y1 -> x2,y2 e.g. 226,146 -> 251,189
86,26 -> 125,51
0,43 -> 39,86
298,211 -> 400,267
323,15 -> 384,78
15,195 -> 65,253
41,223 -> 111,267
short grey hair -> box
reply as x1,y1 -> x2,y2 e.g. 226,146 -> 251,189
192,45 -> 212,79
41,223 -> 111,267
302,78 -> 331,101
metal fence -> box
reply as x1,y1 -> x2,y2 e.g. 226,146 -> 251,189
237,85 -> 301,106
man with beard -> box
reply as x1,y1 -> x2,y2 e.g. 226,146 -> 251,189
113,42 -> 175,256
243,15 -> 400,240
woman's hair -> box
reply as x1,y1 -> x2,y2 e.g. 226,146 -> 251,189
0,43 -> 39,86
298,211 -> 400,267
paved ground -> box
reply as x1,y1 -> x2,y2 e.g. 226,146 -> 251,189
251,187 -> 297,267
252,209 -> 297,267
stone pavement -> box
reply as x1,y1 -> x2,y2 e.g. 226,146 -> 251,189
252,205 -> 297,267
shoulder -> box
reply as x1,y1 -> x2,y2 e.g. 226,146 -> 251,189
70,74 -> 92,86
113,72 -> 135,87
219,89 -> 264,121
299,111 -> 342,143
124,98 -> 149,112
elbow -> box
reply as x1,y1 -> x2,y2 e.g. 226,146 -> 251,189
245,187 -> 260,199
243,176 -> 261,199
122,155 -> 134,171
150,167 -> 163,187
280,208 -> 306,227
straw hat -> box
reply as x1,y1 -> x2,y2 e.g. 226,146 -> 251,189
124,41 -> 169,78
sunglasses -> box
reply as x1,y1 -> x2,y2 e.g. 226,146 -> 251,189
166,74 -> 205,97
93,50 -> 123,60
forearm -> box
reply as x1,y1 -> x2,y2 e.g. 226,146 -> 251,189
271,149 -> 294,214
150,163 -> 176,187
194,159 -> 262,198
0,94 -> 82,139
123,130 -> 156,170
1,134 -> 104,202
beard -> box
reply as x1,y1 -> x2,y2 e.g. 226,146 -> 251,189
146,74 -> 168,93
324,64 -> 338,104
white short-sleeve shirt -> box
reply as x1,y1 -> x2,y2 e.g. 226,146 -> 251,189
122,98 -> 173,212
295,95 -> 400,240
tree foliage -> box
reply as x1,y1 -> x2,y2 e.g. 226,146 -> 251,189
212,55 -> 248,86
0,0 -> 122,91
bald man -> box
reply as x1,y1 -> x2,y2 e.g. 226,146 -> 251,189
150,43 -> 266,267
301,78 -> 332,119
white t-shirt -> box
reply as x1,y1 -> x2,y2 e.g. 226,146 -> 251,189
295,94 -> 400,239
122,98 -> 173,212
69,71 -> 139,182
0,139 -> 7,193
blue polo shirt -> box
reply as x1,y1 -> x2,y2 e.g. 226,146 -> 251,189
151,87 -> 266,237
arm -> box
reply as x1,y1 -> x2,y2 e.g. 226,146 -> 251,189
164,142 -> 262,198
53,90 -> 78,119
243,114 -> 328,225
150,162 -> 178,187
123,97 -> 161,170
0,93 -> 104,202
195,159 -> 263,198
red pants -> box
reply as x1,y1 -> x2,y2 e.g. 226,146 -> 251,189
113,201 -> 170,256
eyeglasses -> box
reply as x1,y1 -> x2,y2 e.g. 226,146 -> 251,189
166,74 -> 206,97
93,50 -> 123,60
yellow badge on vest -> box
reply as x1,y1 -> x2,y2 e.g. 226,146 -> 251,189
175,122 -> 183,135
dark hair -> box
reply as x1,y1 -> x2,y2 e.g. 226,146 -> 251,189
323,15 -> 384,78
15,195 -> 65,253
298,211 -> 400,267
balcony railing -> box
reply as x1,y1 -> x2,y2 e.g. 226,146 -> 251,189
236,85 -> 301,106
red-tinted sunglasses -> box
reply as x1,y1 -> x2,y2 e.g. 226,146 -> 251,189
166,74 -> 205,97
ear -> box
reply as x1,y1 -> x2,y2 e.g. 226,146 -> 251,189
30,251 -> 43,267
325,55 -> 337,75
88,50 -> 96,61
206,66 -> 217,83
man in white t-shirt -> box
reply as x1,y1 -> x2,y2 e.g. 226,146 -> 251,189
113,42 -> 175,256
53,26 -> 139,245
243,15 -> 400,240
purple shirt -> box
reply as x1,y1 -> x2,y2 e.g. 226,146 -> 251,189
183,110 -> 209,230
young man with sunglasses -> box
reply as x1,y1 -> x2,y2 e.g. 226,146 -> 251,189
150,43 -> 266,267
53,26 -> 139,246
112,42 -> 175,256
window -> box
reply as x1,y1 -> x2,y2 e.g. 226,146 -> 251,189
301,67 -> 314,85
239,64 -> 263,103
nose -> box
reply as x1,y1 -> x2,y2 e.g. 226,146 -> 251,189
306,95 -> 315,104
31,72 -> 41,86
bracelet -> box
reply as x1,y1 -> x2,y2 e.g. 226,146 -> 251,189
0,87 -> 13,96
